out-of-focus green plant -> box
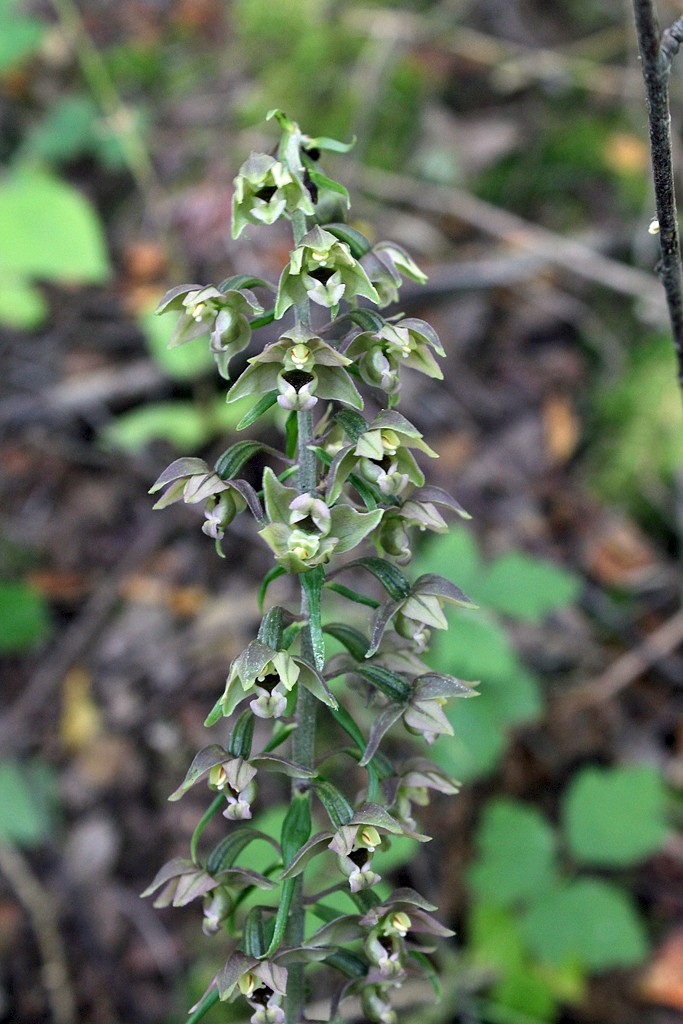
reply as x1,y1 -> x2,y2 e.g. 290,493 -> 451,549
466,764 -> 668,1021
587,332 -> 683,519
414,526 -> 579,780
144,111 -> 474,1024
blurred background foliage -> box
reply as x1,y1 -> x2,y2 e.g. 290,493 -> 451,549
1,1 -> 683,1023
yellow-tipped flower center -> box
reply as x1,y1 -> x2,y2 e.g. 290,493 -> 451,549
290,344 -> 311,368
380,430 -> 400,456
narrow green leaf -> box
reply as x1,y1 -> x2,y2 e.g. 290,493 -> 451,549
325,582 -> 380,609
186,987 -> 220,1024
214,440 -> 269,480
324,223 -> 371,257
207,829 -> 280,875
264,876 -> 296,956
236,391 -> 279,430
315,779 -> 354,829
257,606 -> 285,650
228,710 -> 255,759
285,411 -> 298,460
190,795 -> 224,864
258,566 -> 286,612
243,907 -> 267,958
353,557 -> 412,600
323,623 -> 369,661
356,664 -> 411,702
307,169 -> 350,206
334,409 -> 369,442
281,792 -> 312,867
301,566 -> 325,671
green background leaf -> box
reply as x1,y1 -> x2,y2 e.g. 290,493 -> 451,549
0,170 -> 110,284
562,765 -> 668,867
0,581 -> 52,653
0,759 -> 57,847
520,878 -> 648,971
468,800 -> 558,907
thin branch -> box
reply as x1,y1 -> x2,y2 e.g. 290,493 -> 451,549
350,163 -> 664,306
632,0 -> 683,391
0,841 -> 76,1024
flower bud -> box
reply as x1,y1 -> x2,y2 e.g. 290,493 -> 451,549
202,888 -> 232,935
361,986 -> 397,1024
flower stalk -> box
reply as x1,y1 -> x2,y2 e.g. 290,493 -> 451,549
145,110 -> 477,1024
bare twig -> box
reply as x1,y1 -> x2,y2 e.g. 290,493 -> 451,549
632,0 -> 683,391
0,841 -> 76,1024
559,607 -> 683,711
0,516 -> 171,753
350,163 -> 665,308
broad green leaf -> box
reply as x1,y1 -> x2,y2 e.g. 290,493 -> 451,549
0,0 -> 45,71
429,612 -> 543,779
468,902 -> 526,975
490,970 -> 559,1022
101,397 -> 253,452
0,581 -> 51,652
562,765 -> 668,867
0,276 -> 46,328
476,551 -> 580,622
101,402 -> 211,451
22,95 -> 99,163
0,758 -> 56,846
520,878 -> 648,970
0,170 -> 109,283
468,800 -> 557,907
418,527 -> 578,622
140,306 -> 212,381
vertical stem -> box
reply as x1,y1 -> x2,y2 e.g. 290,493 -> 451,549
285,207 -> 317,1024
632,0 -> 683,392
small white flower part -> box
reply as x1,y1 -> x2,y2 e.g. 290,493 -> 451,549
223,796 -> 252,820
349,862 -> 382,893
649,217 -> 660,235
250,685 -> 288,719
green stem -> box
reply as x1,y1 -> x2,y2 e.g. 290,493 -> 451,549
284,207 -> 317,1024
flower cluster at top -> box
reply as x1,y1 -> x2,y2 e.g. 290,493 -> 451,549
146,111 -> 475,1024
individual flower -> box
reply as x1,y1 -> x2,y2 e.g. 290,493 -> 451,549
326,410 -> 437,504
258,467 -> 382,574
202,887 -> 233,936
274,226 -> 379,318
367,573 -> 477,656
141,856 -> 274,909
361,985 -> 398,1024
155,280 -> 265,378
149,457 -> 253,546
376,485 -> 471,563
361,240 -> 427,307
232,152 -> 315,239
226,326 -> 363,411
213,951 -> 288,1015
208,637 -> 336,722
281,803 -> 428,894
345,317 -> 445,394
386,757 -> 460,831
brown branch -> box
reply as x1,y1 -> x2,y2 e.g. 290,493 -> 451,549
0,841 -> 76,1024
632,0 -> 683,392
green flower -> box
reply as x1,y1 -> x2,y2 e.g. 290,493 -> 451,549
376,485 -> 471,562
361,241 -> 427,307
326,410 -> 437,503
210,636 -> 336,721
155,280 -> 264,379
149,457 -> 249,543
258,468 -> 382,574
274,226 -> 379,318
367,573 -> 477,656
345,317 -> 445,394
226,326 -> 363,411
232,152 -> 314,239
